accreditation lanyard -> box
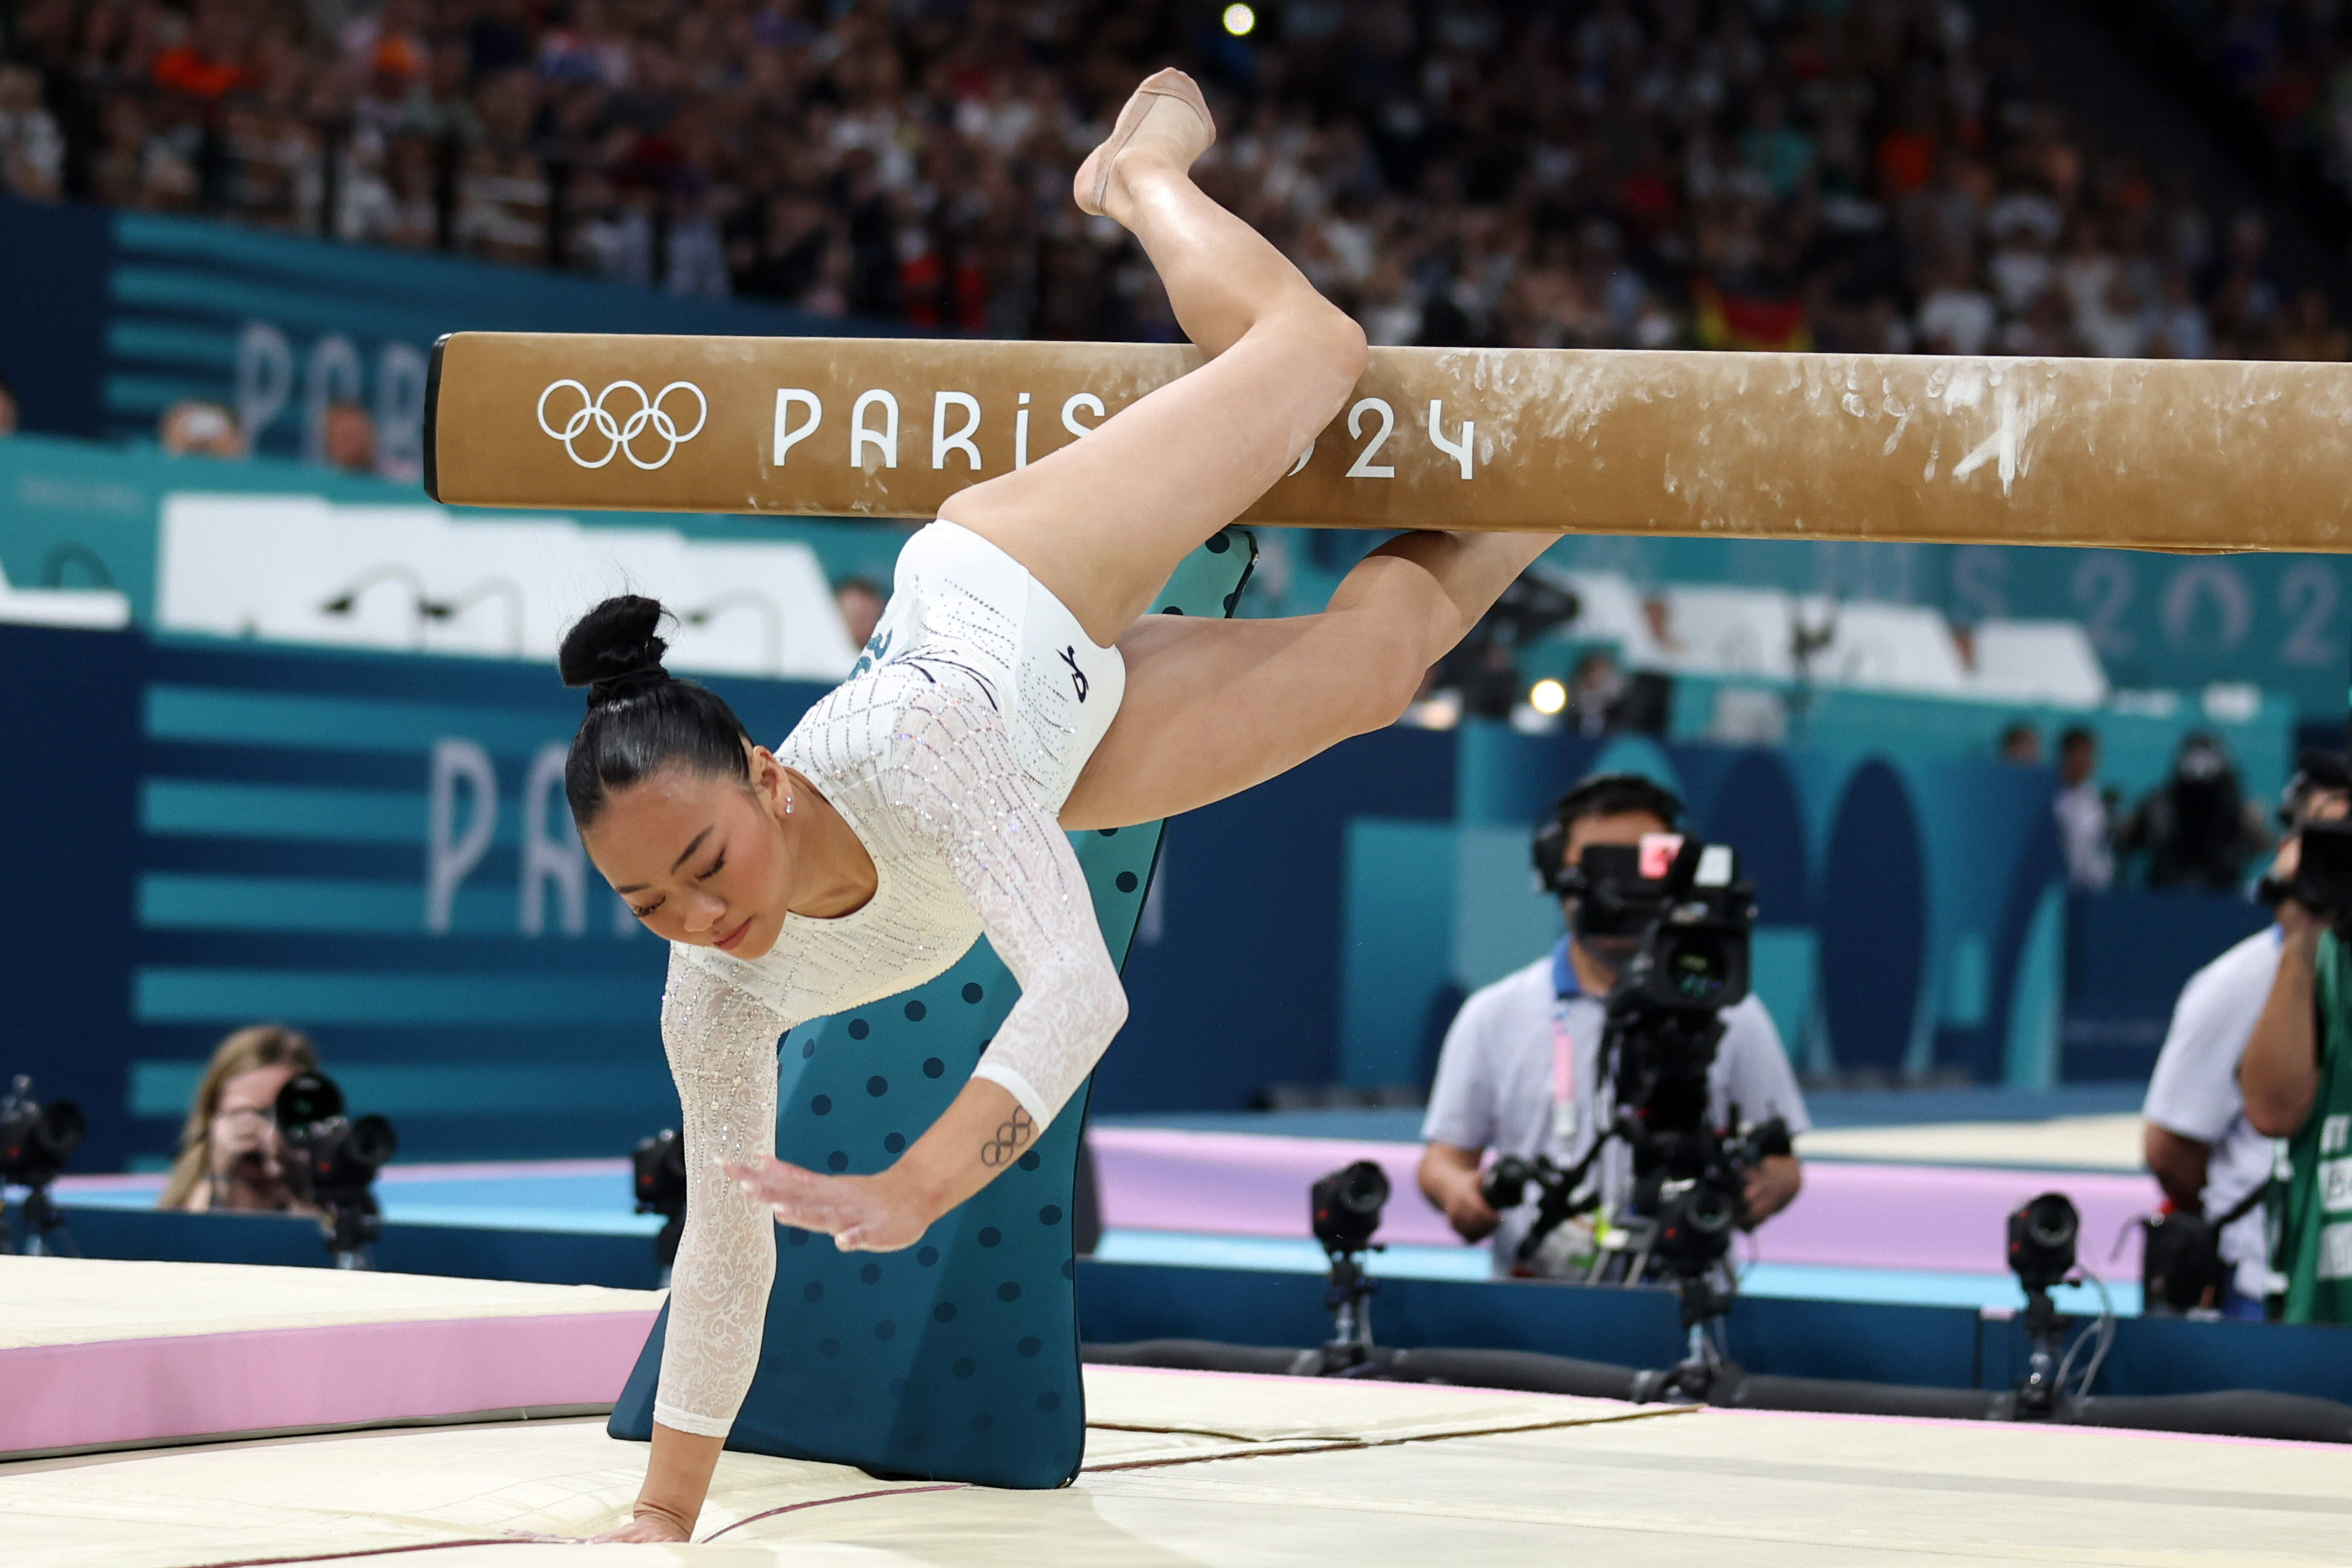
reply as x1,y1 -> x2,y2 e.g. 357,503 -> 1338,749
1550,937 -> 1581,1147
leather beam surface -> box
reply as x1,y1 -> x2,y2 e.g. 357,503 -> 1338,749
427,332 -> 2352,551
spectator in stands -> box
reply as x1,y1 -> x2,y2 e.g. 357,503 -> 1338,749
0,372 -> 18,437
6,0 -> 2343,366
159,399 -> 245,458
1419,774 -> 1808,1279
833,575 -> 885,652
0,63 -> 64,199
2236,773 -> 2352,1323
2054,726 -> 2114,891
158,1024 -> 321,1212
2147,753 -> 2350,1318
2119,732 -> 2271,891
2000,720 -> 2042,767
1566,648 -> 1628,739
322,398 -> 377,473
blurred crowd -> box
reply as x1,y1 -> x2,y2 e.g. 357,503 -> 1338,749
1,0 -> 2344,358
2161,0 -> 2352,214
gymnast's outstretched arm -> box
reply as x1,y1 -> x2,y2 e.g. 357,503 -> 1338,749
728,682 -> 1124,1249
597,962 -> 786,1544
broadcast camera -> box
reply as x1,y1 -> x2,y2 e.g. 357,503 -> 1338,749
275,1072 -> 398,1268
1494,828 -> 1783,1392
633,1127 -> 689,1282
1,1075 -> 85,1255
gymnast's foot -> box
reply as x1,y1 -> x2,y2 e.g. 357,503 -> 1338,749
1074,67 -> 1215,220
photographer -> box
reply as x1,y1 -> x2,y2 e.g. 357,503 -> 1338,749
2238,771 -> 2352,1324
2142,753 -> 2348,1317
157,1025 -> 321,1213
1417,774 -> 1809,1278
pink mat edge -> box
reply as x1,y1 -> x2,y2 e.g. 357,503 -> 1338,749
0,1308 -> 658,1454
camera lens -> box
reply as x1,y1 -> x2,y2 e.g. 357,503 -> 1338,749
1666,938 -> 1729,1002
1682,1184 -> 1737,1237
2024,1195 -> 2076,1250
346,1115 -> 399,1171
275,1072 -> 345,1129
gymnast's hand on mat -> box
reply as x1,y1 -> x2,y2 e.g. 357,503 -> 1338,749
587,1515 -> 692,1544
726,1155 -> 932,1252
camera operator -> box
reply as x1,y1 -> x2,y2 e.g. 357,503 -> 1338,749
157,1025 -> 321,1212
2142,753 -> 2348,1317
1417,774 -> 1809,1277
2239,764 -> 2352,1324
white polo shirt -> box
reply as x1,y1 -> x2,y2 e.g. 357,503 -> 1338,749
2143,925 -> 2285,1301
1422,940 -> 1810,1275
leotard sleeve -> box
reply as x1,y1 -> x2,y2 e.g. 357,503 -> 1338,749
650,955 -> 785,1437
883,680 -> 1127,1130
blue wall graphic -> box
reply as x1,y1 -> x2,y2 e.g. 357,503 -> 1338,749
0,194 -> 885,472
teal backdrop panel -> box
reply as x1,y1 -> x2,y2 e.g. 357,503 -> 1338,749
608,531 -> 1256,1488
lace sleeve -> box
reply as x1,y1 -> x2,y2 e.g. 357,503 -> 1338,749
883,682 -> 1127,1131
651,956 -> 784,1438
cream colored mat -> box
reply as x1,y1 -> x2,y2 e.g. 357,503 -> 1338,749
1799,1114 -> 2145,1171
0,1257 -> 661,1348
6,1366 -> 2346,1567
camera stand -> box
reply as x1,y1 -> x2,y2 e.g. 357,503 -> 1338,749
1630,1270 -> 1736,1403
1295,1244 -> 1392,1378
2012,1284 -> 2067,1418
3,1182 -> 74,1257
317,1188 -> 382,1271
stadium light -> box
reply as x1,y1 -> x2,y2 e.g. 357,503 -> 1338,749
1528,678 -> 1568,716
1222,3 -> 1256,37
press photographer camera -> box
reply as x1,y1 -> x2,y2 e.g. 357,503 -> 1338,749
274,1072 -> 398,1268
1,1075 -> 85,1254
2259,817 -> 2352,930
1420,775 -> 1807,1304
634,1127 -> 689,1282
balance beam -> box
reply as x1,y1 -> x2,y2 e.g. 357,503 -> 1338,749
424,334 -> 2352,552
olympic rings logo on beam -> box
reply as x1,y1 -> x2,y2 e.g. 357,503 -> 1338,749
536,379 -> 709,470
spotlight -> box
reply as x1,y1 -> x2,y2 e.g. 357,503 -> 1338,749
1528,678 -> 1568,716
1222,3 -> 1256,37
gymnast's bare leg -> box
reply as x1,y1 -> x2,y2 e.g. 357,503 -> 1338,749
938,70 -> 1557,832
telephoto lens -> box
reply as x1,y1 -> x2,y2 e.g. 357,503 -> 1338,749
1310,1159 -> 1391,1254
0,1077 -> 85,1188
275,1073 -> 398,1197
2007,1191 -> 2080,1292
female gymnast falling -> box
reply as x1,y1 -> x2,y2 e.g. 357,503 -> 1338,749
565,69 -> 1559,1540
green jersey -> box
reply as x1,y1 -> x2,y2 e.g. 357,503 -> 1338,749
2279,931 -> 2352,1323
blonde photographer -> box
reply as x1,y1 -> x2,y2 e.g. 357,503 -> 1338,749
157,1026 -> 320,1213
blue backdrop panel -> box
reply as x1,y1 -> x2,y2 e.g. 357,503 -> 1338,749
608,532 -> 1256,1488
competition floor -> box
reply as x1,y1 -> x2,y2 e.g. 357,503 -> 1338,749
8,1256 -> 2348,1568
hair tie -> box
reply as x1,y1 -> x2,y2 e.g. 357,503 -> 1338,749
588,662 -> 670,707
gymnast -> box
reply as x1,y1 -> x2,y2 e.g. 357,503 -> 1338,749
564,69 -> 1558,1540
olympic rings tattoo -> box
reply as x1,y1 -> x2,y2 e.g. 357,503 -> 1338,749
980,1107 -> 1035,1168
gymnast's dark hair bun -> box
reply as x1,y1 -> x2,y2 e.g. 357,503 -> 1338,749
559,593 -> 672,707
558,594 -> 755,827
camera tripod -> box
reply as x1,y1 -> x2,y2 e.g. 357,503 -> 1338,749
3,1181 -> 74,1256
